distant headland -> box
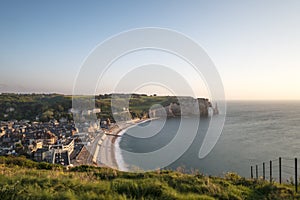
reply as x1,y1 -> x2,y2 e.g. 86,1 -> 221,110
0,93 -> 217,122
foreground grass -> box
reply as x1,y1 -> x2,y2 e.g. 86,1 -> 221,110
0,157 -> 299,200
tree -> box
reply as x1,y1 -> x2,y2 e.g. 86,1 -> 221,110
41,110 -> 54,122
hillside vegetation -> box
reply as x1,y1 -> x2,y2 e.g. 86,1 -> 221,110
0,156 -> 298,200
0,93 -> 72,121
0,93 -> 186,121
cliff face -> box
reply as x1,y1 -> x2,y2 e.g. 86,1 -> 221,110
149,97 -> 214,118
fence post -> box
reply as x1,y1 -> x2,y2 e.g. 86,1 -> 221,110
263,162 -> 265,180
270,160 -> 272,182
295,158 -> 298,193
256,165 -> 258,179
279,157 -> 282,184
251,166 -> 253,179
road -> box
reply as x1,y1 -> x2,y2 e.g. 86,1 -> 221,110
85,132 -> 103,165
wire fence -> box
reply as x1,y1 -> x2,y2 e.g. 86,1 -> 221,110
250,157 -> 298,192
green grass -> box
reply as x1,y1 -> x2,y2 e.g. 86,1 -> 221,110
0,156 -> 299,199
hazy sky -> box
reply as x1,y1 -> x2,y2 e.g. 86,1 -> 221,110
0,0 -> 299,100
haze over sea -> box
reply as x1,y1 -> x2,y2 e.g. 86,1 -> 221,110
118,101 -> 300,179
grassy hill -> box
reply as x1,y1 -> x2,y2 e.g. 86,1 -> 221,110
0,93 -> 201,121
0,156 -> 298,200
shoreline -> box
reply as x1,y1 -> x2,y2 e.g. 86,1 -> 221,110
98,118 -> 152,170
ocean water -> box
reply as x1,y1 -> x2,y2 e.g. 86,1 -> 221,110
119,101 -> 300,179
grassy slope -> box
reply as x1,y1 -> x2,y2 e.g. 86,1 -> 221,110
96,94 -> 180,120
0,157 -> 298,200
0,93 -> 179,121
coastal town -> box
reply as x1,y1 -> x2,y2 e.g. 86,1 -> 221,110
0,118 -> 112,167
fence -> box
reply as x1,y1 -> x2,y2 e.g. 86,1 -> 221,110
250,157 -> 298,192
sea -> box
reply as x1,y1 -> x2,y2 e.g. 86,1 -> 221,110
117,101 -> 300,181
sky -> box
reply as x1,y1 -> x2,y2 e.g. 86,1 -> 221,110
0,0 -> 300,100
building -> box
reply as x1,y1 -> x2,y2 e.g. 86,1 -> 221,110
50,139 -> 75,166
51,139 -> 74,154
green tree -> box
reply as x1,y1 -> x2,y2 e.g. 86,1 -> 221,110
41,110 -> 54,121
